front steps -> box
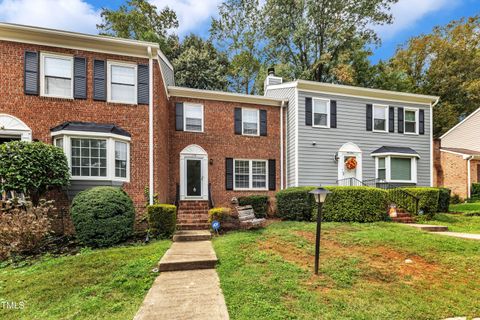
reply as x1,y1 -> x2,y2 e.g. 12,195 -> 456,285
176,201 -> 210,230
158,230 -> 217,272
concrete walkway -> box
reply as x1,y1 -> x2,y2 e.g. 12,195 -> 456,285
405,223 -> 480,241
434,231 -> 480,240
134,231 -> 229,320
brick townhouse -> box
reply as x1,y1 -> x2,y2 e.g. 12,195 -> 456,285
0,23 -> 285,230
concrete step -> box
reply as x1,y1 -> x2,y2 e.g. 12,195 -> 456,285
405,223 -> 449,232
158,241 -> 218,272
392,216 -> 416,223
173,230 -> 212,242
177,223 -> 210,230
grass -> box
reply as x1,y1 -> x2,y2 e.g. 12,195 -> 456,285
423,213 -> 480,233
450,202 -> 480,215
213,221 -> 480,320
0,240 -> 170,320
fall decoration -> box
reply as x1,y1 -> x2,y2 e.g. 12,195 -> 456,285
345,157 -> 357,170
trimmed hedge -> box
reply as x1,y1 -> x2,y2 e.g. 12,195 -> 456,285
208,207 -> 232,223
438,188 -> 451,213
71,187 -> 135,247
276,186 -> 389,222
238,195 -> 269,218
146,204 -> 176,239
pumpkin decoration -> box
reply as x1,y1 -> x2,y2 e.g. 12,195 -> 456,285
345,157 -> 357,170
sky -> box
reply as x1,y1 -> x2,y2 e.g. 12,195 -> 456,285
0,0 -> 478,63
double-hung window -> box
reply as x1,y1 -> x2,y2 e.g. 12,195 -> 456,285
377,157 -> 386,180
242,108 -> 259,135
234,159 -> 268,190
40,53 -> 73,99
404,109 -> 418,134
313,98 -> 329,127
184,103 -> 204,132
115,141 -> 128,178
108,61 -> 137,104
373,105 -> 388,132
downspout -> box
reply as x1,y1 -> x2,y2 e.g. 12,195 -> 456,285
148,47 -> 154,205
467,156 -> 472,199
280,101 -> 285,189
430,97 -> 440,187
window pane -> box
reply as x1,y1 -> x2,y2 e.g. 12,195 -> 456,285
405,121 -> 416,133
252,161 -> 267,189
44,56 -> 72,78
243,109 -> 258,135
391,158 -> 412,181
405,110 -> 416,122
374,119 -> 386,131
314,113 -> 327,126
185,105 -> 203,132
378,169 -> 386,180
55,138 -> 63,149
313,99 -> 327,114
71,138 -> 107,177
115,141 -> 128,178
313,99 -> 328,126
111,65 -> 135,84
374,106 -> 386,119
45,77 -> 71,97
235,160 -> 250,189
111,83 -> 135,103
378,157 -> 385,168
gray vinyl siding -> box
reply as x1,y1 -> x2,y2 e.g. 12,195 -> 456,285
265,86 -> 296,187
297,91 -> 431,187
159,57 -> 175,86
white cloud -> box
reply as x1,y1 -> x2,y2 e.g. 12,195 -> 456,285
151,0 -> 222,35
375,0 -> 456,39
0,0 -> 101,34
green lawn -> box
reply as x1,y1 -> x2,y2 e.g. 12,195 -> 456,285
450,202 -> 480,215
424,213 -> 480,233
213,221 -> 480,320
0,240 -> 170,320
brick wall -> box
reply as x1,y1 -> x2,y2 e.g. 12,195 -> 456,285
168,97 -> 283,210
439,151 -> 468,198
0,40 -> 168,229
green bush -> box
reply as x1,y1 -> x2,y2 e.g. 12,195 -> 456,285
437,188 -> 451,213
450,194 -> 463,204
71,187 -> 135,247
208,207 -> 231,223
394,187 -> 440,217
146,204 -> 176,239
321,187 -> 388,222
0,141 -> 69,204
276,186 -> 388,222
276,187 -> 316,221
471,183 -> 480,197
238,195 -> 269,218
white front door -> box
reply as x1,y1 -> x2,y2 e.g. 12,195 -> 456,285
179,144 -> 209,200
337,143 -> 363,185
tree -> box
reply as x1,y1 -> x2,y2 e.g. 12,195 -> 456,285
0,141 -> 70,204
97,0 -> 179,59
382,16 -> 480,137
173,35 -> 229,90
263,0 -> 397,83
210,0 -> 265,94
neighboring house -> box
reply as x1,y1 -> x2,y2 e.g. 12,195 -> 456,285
264,70 -> 439,188
435,107 -> 480,199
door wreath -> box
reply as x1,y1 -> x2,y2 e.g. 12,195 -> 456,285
345,157 -> 357,170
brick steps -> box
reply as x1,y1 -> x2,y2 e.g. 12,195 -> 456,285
177,200 -> 210,231
177,223 -> 210,230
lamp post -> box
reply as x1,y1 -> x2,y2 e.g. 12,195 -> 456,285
309,187 -> 331,275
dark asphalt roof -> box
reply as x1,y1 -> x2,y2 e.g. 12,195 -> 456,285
371,146 -> 419,155
50,121 -> 131,137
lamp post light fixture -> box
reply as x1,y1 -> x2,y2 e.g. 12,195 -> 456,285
309,186 -> 331,275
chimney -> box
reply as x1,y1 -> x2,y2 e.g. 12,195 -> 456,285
264,67 -> 283,93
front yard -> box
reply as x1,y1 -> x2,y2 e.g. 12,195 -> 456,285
0,240 -> 170,320
214,221 -> 480,320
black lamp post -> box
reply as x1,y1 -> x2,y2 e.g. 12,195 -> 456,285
309,187 -> 331,275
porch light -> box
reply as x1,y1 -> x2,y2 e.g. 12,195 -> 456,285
309,187 -> 331,275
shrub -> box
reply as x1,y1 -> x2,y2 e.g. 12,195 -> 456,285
0,199 -> 53,260
276,186 -> 316,221
146,204 -> 176,239
471,183 -> 480,197
450,194 -> 463,204
394,187 -> 440,217
437,188 -> 451,213
71,187 -> 135,247
208,207 -> 231,223
238,195 -> 269,218
0,141 -> 69,204
321,187 -> 388,222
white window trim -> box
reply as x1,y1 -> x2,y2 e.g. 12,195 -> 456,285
241,108 -> 260,136
372,104 -> 389,133
183,103 -> 204,133
39,52 -> 74,99
107,60 -> 138,105
53,134 -> 130,183
233,159 -> 268,191
312,97 -> 330,128
374,155 -> 417,184
404,108 -> 419,135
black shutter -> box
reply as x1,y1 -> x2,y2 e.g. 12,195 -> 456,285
268,159 -> 276,191
398,107 -> 404,133
137,64 -> 149,105
175,102 -> 184,131
330,100 -> 337,128
24,51 -> 39,95
226,158 -> 234,190
419,109 -> 425,135
234,108 -> 242,134
389,107 -> 395,133
366,104 -> 373,131
93,60 -> 106,101
73,57 -> 87,99
305,97 -> 312,126
260,110 -> 267,136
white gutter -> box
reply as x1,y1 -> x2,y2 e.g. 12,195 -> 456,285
148,47 -> 154,205
467,156 -> 472,199
280,101 -> 285,189
430,97 -> 440,187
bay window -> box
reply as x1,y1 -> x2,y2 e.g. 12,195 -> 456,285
375,155 -> 417,183
40,53 -> 73,99
234,159 -> 268,190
